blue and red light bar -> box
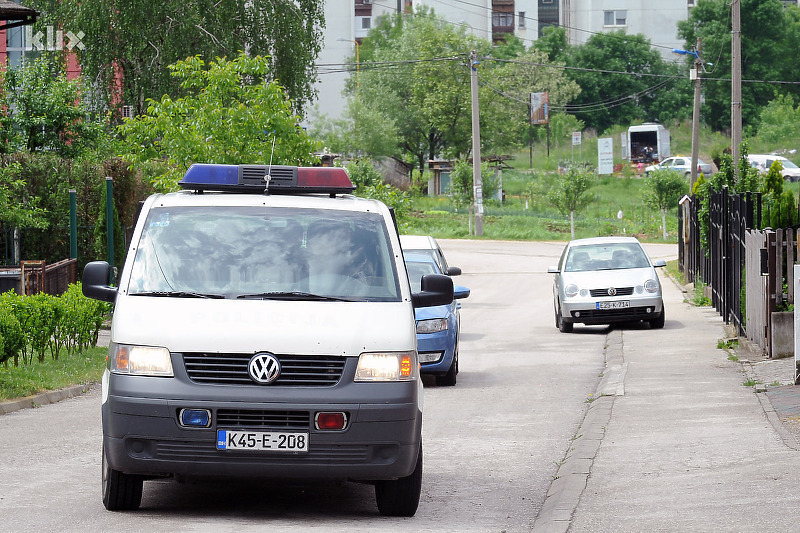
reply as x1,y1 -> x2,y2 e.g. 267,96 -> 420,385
179,164 -> 355,195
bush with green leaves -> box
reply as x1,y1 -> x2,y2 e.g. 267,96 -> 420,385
345,159 -> 384,190
0,292 -> 25,366
18,293 -> 58,363
0,284 -> 109,367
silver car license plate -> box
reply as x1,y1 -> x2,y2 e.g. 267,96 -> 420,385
596,300 -> 630,310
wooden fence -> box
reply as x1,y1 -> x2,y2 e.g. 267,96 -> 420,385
744,228 -> 798,356
1,258 -> 78,296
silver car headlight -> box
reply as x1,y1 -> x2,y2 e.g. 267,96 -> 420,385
565,284 -> 579,298
644,279 -> 659,293
109,343 -> 173,377
417,318 -> 448,334
355,351 -> 418,382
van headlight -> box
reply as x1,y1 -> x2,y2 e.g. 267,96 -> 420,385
417,318 -> 448,334
355,351 -> 417,382
109,343 -> 174,377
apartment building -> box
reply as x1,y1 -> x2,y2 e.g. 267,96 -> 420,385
312,0 -> 702,122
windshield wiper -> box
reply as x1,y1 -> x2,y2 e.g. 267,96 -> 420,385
131,290 -> 226,299
236,291 -> 352,302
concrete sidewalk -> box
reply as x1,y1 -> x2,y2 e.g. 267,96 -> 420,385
535,273 -> 800,532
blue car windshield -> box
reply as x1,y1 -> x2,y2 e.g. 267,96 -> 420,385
126,206 -> 402,302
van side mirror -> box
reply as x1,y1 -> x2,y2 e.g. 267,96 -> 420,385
82,261 -> 118,303
412,274 -> 454,308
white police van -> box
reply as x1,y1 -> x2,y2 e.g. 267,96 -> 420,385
82,163 -> 454,516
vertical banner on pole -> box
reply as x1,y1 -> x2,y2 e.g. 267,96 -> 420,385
598,138 -> 614,175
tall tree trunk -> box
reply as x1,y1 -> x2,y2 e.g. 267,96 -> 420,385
570,210 -> 575,238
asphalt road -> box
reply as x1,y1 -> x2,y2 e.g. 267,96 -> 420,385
0,239 -> 676,532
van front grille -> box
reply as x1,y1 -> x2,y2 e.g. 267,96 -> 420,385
183,353 -> 346,386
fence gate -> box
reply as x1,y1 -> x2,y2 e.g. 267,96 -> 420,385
745,230 -> 768,352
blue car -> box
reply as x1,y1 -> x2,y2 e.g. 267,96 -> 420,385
403,251 -> 470,386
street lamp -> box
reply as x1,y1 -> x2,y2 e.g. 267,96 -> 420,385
337,37 -> 360,91
673,43 -> 703,191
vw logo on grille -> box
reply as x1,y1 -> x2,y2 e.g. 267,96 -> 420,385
248,353 -> 281,384
607,287 -> 617,296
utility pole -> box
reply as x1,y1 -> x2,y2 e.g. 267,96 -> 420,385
470,50 -> 484,236
731,0 -> 742,179
690,39 -> 702,192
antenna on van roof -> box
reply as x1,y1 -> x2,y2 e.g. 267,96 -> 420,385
264,133 -> 276,191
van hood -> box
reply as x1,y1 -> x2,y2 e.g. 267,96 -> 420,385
110,297 -> 415,356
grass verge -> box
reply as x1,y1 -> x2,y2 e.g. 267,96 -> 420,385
0,347 -> 107,401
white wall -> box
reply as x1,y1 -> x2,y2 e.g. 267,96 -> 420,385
569,0 -> 688,58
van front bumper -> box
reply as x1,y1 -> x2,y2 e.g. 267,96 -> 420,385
103,393 -> 421,481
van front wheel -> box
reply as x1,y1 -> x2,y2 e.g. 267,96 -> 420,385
375,443 -> 422,517
102,444 -> 143,511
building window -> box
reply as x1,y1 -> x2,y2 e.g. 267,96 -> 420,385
361,17 -> 371,30
603,10 -> 627,27
519,12 -> 525,28
493,11 -> 514,28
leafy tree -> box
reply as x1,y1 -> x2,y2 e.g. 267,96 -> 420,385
548,163 -> 596,238
757,94 -> 800,147
643,169 -> 686,240
29,0 -> 325,118
761,159 -> 797,228
677,0 -> 794,133
118,53 -> 320,192
532,25 -> 570,63
0,163 -> 47,231
0,56 -> 104,158
333,8 -> 579,173
563,30 -> 689,133
449,159 -> 500,214
482,49 -> 580,155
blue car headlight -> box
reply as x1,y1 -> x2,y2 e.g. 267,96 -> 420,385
417,318 -> 448,334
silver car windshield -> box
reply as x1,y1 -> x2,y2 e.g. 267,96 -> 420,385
564,243 -> 650,272
126,206 -> 401,302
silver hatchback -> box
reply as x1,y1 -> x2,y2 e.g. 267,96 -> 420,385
548,237 -> 666,332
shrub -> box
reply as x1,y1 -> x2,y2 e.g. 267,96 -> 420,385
0,297 -> 24,366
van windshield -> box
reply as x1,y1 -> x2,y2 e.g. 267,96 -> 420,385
126,206 -> 402,302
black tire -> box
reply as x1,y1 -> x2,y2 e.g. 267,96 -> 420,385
649,307 -> 665,329
375,444 -> 423,517
102,444 -> 143,511
556,306 -> 573,333
436,348 -> 458,386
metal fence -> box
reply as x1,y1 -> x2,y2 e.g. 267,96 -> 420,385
678,189 -> 762,336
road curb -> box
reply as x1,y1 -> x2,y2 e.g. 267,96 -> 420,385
532,329 -> 624,533
0,383 -> 93,416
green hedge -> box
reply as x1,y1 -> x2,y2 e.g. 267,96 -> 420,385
0,284 -> 110,367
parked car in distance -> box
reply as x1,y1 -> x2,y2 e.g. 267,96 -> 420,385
747,154 -> 800,182
400,235 -> 462,277
403,249 -> 469,386
548,237 -> 666,333
644,156 -> 713,178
